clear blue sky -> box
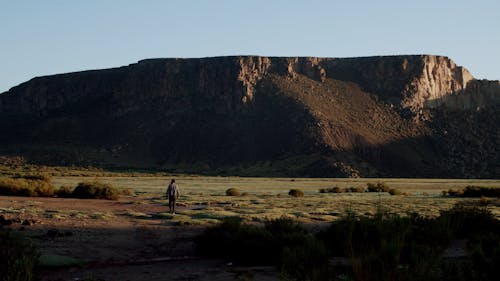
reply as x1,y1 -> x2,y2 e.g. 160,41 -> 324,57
1,0 -> 499,93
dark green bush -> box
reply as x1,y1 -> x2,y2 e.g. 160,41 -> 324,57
281,237 -> 330,281
288,189 -> 304,197
196,217 -> 272,264
197,206 -> 500,281
462,185 -> 500,198
438,205 -> 499,238
0,229 -> 39,281
196,217 -> 312,267
366,182 -> 390,192
72,181 -> 119,200
225,188 -> 241,196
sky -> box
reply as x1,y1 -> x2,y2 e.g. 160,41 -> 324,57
1,0 -> 499,93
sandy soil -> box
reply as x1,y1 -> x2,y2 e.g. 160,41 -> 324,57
0,196 -> 280,281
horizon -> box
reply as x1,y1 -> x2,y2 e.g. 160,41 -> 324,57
1,0 -> 499,92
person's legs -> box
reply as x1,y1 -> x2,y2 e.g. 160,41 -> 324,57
171,197 -> 176,213
168,195 -> 174,213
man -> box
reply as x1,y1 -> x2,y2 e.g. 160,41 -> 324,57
166,179 -> 180,214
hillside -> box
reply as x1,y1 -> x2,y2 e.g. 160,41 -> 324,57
0,55 -> 498,178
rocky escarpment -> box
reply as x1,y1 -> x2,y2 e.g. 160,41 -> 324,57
0,55 -> 498,178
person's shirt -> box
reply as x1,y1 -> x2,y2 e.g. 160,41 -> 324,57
167,183 -> 179,197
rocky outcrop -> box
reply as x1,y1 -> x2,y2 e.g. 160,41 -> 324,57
402,55 -> 474,111
0,55 -> 498,178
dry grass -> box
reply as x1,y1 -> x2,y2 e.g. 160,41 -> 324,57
47,175 -> 500,223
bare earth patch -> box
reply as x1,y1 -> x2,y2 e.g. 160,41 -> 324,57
0,196 -> 279,281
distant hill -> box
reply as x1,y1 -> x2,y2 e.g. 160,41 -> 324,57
0,55 -> 498,178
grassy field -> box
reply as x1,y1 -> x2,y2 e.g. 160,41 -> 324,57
51,175 -> 500,224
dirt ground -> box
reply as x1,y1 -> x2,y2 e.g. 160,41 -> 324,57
0,195 -> 280,281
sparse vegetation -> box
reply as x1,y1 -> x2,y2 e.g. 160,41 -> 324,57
72,181 -> 119,200
0,228 -> 39,281
198,205 -> 500,281
225,188 -> 241,196
319,186 -> 345,193
288,189 -> 304,197
0,175 -> 55,197
442,186 -> 500,198
320,186 -> 367,193
462,185 -> 500,198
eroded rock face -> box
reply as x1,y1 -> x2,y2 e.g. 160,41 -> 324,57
402,55 -> 474,111
0,55 -> 498,178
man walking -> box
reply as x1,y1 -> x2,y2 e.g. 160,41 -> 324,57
166,179 -> 180,214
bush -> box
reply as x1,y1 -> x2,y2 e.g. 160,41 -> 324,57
348,186 -> 366,193
462,186 -> 500,198
388,188 -> 402,195
55,186 -> 74,198
196,217 -> 273,265
0,176 -> 55,197
319,187 -> 344,193
225,188 -> 241,196
120,188 -> 134,196
288,189 -> 304,197
366,182 -> 390,192
197,217 -> 311,266
0,229 -> 39,281
442,186 -> 500,198
443,188 -> 463,197
281,237 -> 330,281
72,181 -> 119,200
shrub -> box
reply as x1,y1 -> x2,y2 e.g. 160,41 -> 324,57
196,217 -> 273,264
443,188 -> 463,197
366,182 -> 390,192
72,181 -> 119,200
319,187 -> 345,193
388,188 -> 402,196
197,217 -> 311,266
0,176 -> 55,197
288,189 -> 304,197
281,237 -> 330,281
438,204 -> 499,238
13,174 -> 51,182
56,186 -> 74,198
225,188 -> 241,196
120,188 -> 134,196
348,186 -> 366,193
0,229 -> 39,281
462,185 -> 500,198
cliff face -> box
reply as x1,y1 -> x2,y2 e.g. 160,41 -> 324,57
0,55 -> 498,178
